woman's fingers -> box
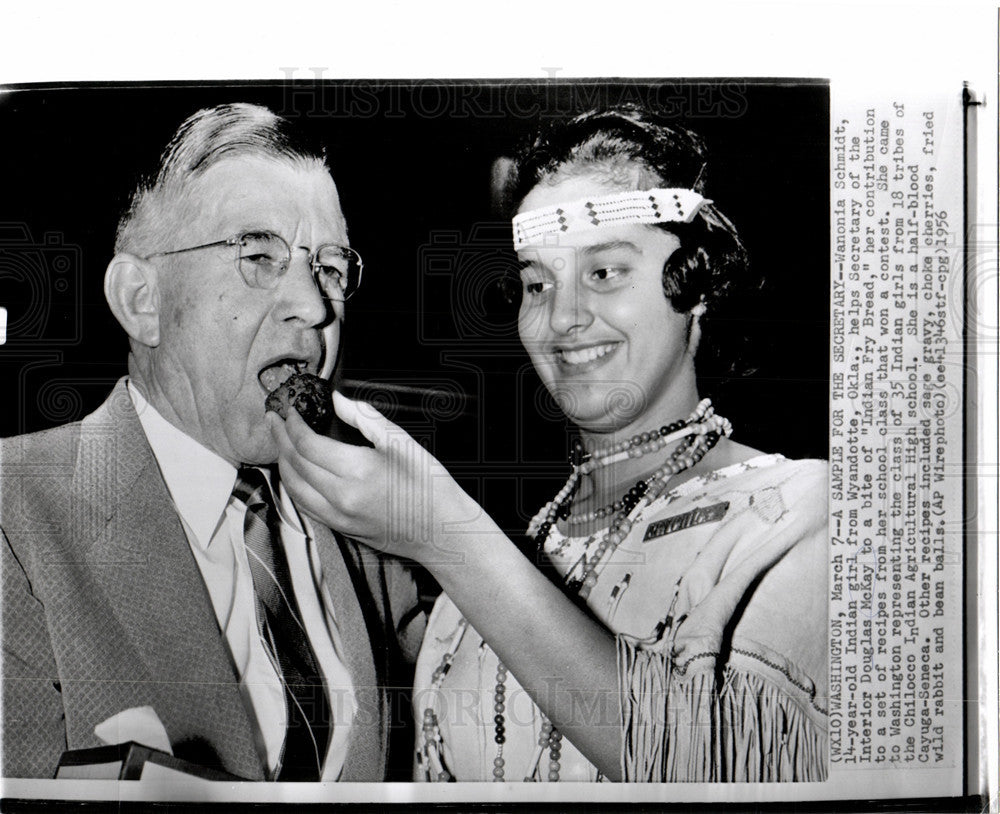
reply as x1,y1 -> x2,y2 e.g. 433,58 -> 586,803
268,397 -> 456,559
275,405 -> 371,474
277,458 -> 335,520
333,391 -> 399,452
270,410 -> 392,522
276,394 -> 426,476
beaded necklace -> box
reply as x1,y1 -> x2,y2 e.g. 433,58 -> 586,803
572,399 -> 713,474
532,399 -> 731,600
563,417 -> 708,526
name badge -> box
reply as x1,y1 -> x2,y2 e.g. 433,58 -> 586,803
642,501 -> 730,542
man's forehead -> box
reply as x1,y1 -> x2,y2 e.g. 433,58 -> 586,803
180,155 -> 346,238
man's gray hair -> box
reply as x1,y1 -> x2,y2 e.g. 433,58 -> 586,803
115,103 -> 327,255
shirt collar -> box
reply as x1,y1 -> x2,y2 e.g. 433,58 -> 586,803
128,381 -> 237,548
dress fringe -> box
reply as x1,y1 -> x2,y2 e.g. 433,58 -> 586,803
618,636 -> 828,782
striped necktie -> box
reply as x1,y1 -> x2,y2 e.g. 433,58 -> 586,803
232,466 -> 331,781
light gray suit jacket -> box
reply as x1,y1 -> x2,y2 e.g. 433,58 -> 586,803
1,380 -> 423,780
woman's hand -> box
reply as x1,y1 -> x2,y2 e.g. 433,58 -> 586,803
267,392 -> 484,564
271,391 -> 623,778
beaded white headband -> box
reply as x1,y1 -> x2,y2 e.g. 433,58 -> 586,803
512,187 -> 711,250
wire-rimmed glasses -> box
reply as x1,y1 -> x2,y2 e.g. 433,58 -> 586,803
143,230 -> 363,301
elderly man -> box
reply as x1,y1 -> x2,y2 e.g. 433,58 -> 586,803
1,103 -> 422,781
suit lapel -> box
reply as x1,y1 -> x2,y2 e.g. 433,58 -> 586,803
79,381 -> 265,779
74,381 -> 389,781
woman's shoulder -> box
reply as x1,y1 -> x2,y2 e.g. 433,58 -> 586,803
696,439 -> 826,481
757,455 -> 828,498
680,444 -> 826,500
718,442 -> 827,493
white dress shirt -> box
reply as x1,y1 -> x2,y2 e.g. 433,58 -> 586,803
128,382 -> 356,780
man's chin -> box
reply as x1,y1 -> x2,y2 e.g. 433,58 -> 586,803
231,431 -> 280,468
243,452 -> 280,468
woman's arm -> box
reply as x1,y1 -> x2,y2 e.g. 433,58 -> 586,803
268,396 -> 623,779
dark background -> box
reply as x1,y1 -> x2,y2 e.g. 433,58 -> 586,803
0,80 -> 829,541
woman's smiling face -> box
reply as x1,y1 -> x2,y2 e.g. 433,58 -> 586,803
516,173 -> 700,436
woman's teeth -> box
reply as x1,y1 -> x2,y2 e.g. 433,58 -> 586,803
558,343 -> 617,365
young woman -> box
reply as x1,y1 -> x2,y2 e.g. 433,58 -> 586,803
269,106 -> 829,782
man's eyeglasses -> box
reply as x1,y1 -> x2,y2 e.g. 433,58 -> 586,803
143,231 -> 363,301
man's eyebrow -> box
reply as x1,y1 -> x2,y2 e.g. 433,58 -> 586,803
233,225 -> 278,238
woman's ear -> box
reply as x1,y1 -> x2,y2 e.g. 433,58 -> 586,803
686,300 -> 707,356
104,254 -> 161,348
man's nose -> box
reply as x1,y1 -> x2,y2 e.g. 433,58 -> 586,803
549,277 -> 593,335
275,255 -> 332,326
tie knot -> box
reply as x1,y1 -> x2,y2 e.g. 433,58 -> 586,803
233,466 -> 273,509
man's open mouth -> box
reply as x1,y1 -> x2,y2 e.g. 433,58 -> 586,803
258,359 -> 310,393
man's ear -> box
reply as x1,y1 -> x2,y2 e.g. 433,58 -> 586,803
104,254 -> 161,347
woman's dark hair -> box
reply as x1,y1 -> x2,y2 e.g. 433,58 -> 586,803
508,105 -> 763,387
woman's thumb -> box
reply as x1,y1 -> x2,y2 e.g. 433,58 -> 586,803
333,390 -> 392,449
